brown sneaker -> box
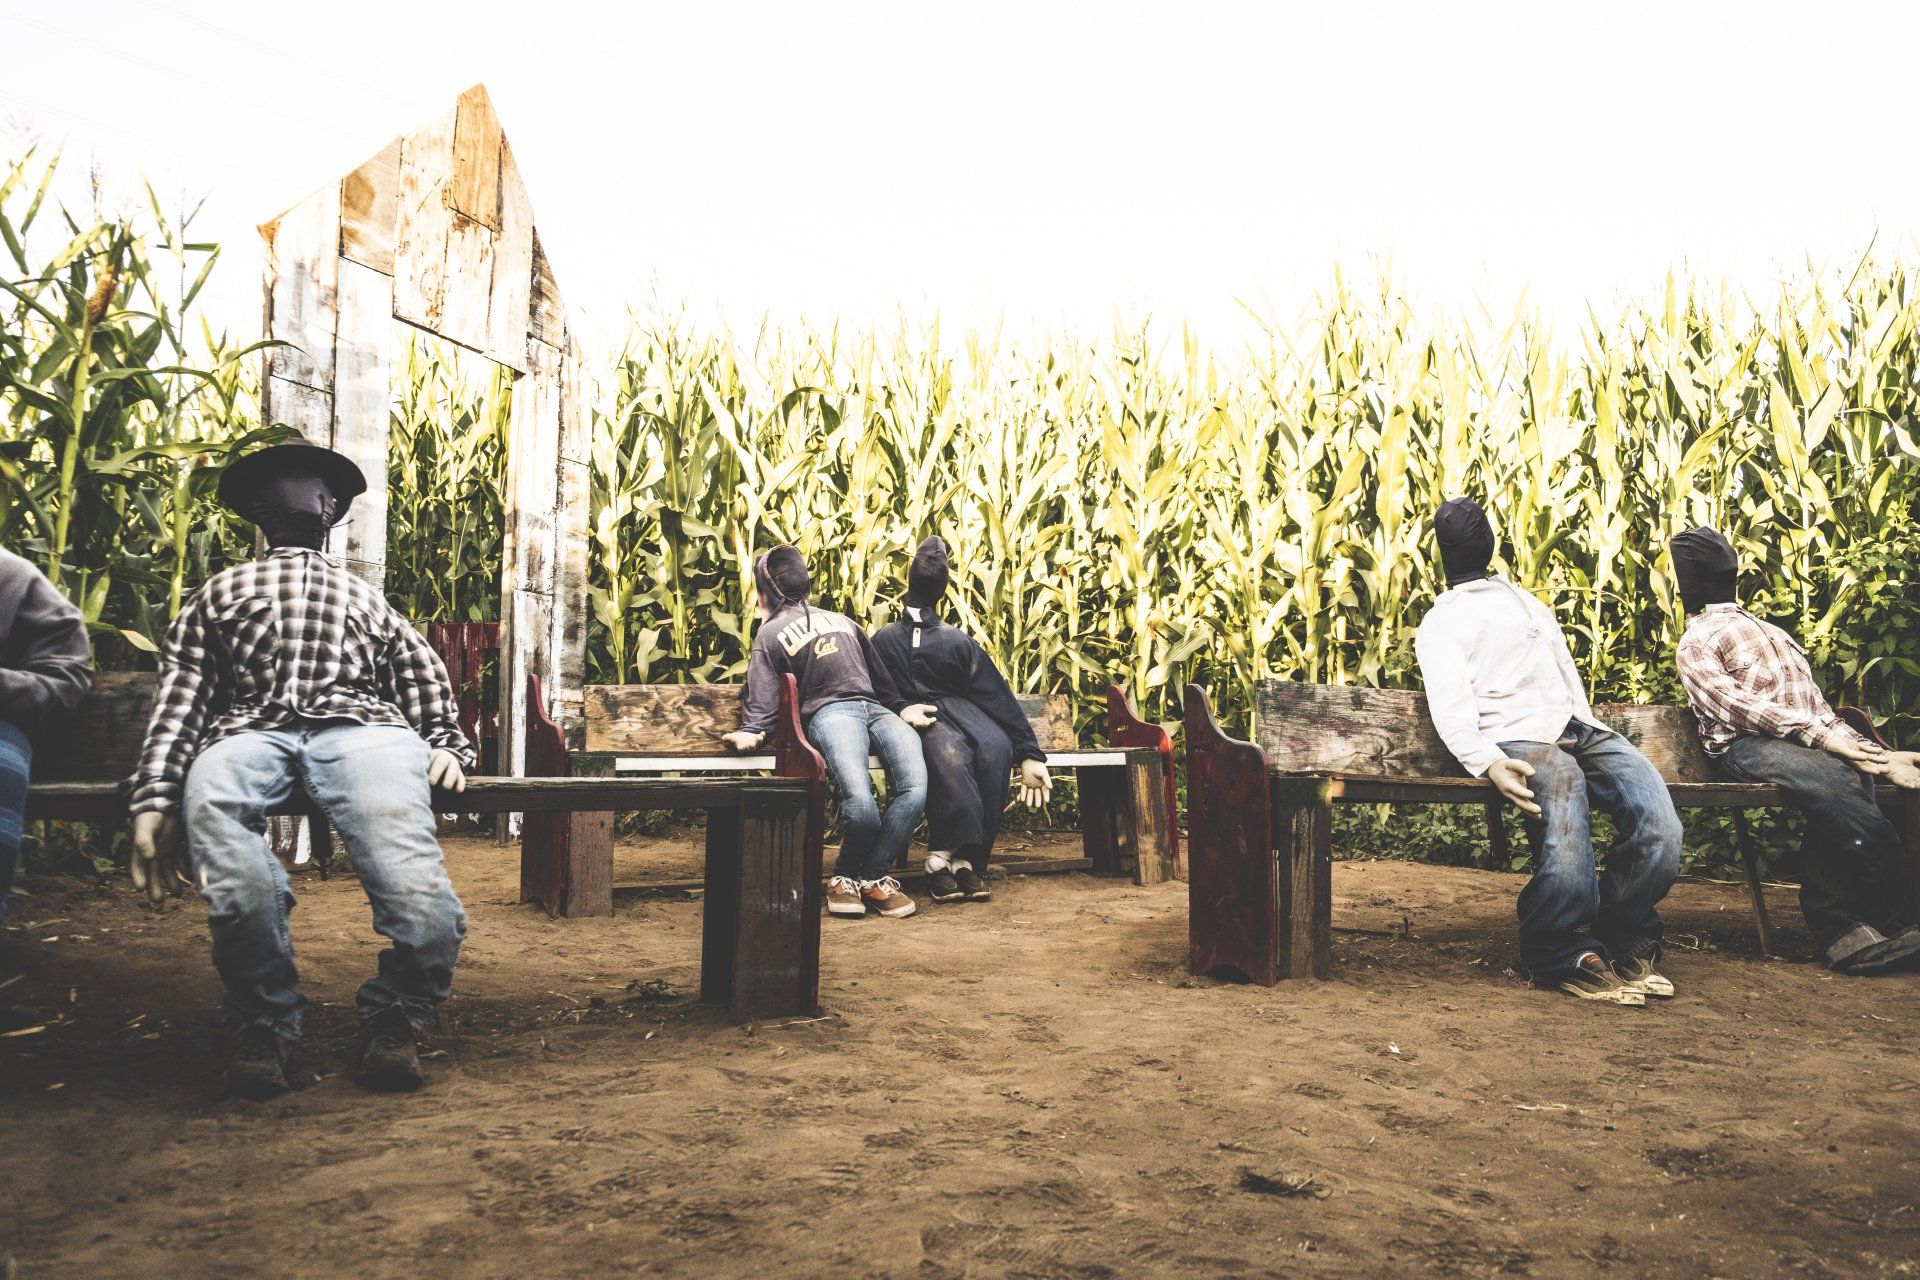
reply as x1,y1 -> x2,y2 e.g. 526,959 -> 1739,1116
861,876 -> 917,919
826,876 -> 866,917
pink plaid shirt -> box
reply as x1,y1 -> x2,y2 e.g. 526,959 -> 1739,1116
1674,604 -> 1870,758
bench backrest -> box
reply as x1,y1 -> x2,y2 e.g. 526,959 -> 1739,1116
1251,681 -> 1716,785
584,684 -> 1078,755
33,671 -> 159,781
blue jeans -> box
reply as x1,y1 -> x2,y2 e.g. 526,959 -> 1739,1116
805,699 -> 928,881
1717,735 -> 1912,952
1500,720 -> 1683,980
0,719 -> 28,928
183,721 -> 467,1042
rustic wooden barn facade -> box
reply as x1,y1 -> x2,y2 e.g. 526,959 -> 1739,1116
258,84 -> 589,774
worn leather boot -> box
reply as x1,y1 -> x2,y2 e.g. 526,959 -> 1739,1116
223,1025 -> 292,1101
355,1005 -> 424,1092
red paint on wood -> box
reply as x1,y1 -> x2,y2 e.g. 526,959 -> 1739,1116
1107,683 -> 1179,872
1184,684 -> 1279,984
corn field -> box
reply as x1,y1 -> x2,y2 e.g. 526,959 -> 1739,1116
588,276 -> 1920,753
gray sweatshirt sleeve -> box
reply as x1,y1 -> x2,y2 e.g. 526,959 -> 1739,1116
0,563 -> 93,727
739,635 -> 783,737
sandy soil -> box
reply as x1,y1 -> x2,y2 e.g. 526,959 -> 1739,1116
2,829 -> 1918,1280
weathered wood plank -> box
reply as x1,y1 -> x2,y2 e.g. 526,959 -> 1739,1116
438,210 -> 497,356
32,671 -> 156,780
262,375 -> 332,442
586,684 -> 749,754
483,136 -> 535,373
1014,693 -> 1076,755
1277,792 -> 1333,980
339,137 -> 401,274
446,84 -> 503,231
529,231 -> 567,349
260,184 -> 340,392
329,258 -> 393,584
393,103 -> 457,334
1254,681 -> 1719,785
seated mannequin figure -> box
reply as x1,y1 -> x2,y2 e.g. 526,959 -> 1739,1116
127,443 -> 475,1101
723,545 -> 933,921
0,545 -> 93,931
1670,527 -> 1920,974
1415,497 -> 1683,1005
870,536 -> 1050,903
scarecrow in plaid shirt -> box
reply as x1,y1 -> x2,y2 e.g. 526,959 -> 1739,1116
1671,527 -> 1920,974
128,442 -> 475,1099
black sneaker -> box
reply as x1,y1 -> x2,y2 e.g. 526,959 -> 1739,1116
954,865 -> 990,901
223,1024 -> 292,1101
927,869 -> 964,902
356,1006 -> 425,1092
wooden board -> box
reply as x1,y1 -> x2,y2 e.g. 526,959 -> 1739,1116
446,85 -> 503,230
330,259 -> 394,582
529,232 -> 567,349
32,672 -> 157,780
586,685 -> 1078,756
1184,683 -> 1283,984
484,136 -> 535,372
339,137 -> 401,274
1253,681 -> 1719,785
261,184 -> 340,393
393,103 -> 457,335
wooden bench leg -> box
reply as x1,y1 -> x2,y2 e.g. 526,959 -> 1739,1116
701,803 -> 743,1007
1731,809 -> 1774,959
1483,801 -> 1510,870
517,757 -> 613,920
1184,684 -> 1281,984
718,784 -> 817,1023
1123,748 -> 1177,886
1277,784 -> 1334,980
1080,768 -> 1124,875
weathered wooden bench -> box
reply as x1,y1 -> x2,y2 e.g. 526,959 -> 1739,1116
549,683 -> 1179,897
1183,681 -> 1920,984
21,671 -> 820,1023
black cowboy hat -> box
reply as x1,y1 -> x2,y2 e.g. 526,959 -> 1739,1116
216,441 -> 367,521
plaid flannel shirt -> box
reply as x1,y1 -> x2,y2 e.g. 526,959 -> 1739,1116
1674,603 -> 1870,758
129,549 -> 473,815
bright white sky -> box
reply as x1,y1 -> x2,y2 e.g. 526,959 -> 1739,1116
4,0 -> 1917,355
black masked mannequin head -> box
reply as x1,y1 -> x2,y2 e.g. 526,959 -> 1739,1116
217,443 -> 366,551
906,536 -> 951,609
1434,497 -> 1496,586
1669,527 -> 1739,615
754,545 -> 811,614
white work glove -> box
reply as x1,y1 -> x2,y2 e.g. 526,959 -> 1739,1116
723,730 -> 767,753
428,748 -> 468,793
900,703 -> 938,729
129,810 -> 188,904
1018,759 -> 1052,808
1828,733 -> 1891,776
1487,757 -> 1542,818
1882,750 -> 1920,790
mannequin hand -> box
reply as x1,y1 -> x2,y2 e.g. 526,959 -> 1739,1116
1829,733 -> 1890,775
900,703 -> 939,729
1487,758 -> 1542,818
427,749 -> 468,793
129,810 -> 187,904
1883,750 -> 1920,790
723,730 -> 766,753
1018,759 -> 1052,808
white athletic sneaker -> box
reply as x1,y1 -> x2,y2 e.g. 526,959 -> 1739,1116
1553,953 -> 1646,1006
1614,954 -> 1675,998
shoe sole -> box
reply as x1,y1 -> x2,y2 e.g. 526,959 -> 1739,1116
222,1074 -> 290,1102
965,891 -> 991,901
827,902 -> 867,917
869,903 -> 917,918
1627,978 -> 1675,998
1556,983 -> 1645,1006
928,890 -> 966,903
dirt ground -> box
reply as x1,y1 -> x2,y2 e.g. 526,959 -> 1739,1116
2,827 -> 1918,1280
